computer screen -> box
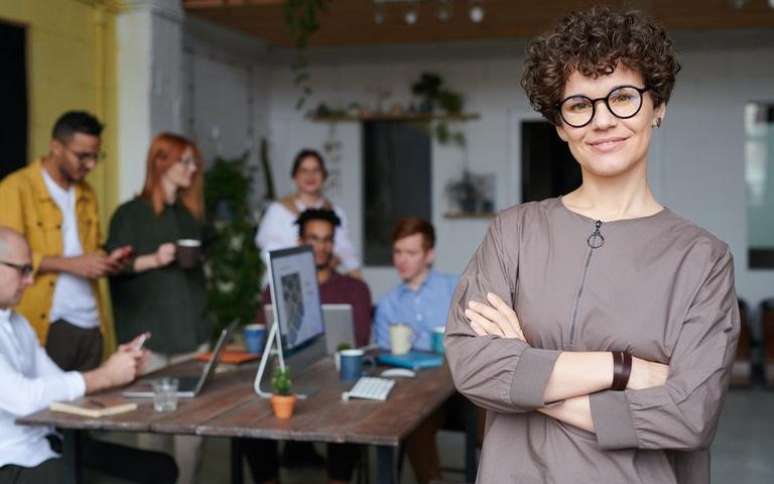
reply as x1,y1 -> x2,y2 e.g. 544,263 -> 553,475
267,246 -> 325,352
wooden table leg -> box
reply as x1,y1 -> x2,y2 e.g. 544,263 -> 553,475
464,400 -> 478,483
61,429 -> 81,484
230,438 -> 244,484
376,445 -> 397,484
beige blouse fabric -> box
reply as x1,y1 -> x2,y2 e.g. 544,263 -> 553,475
445,197 -> 739,484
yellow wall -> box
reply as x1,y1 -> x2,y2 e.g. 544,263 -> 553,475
0,0 -> 120,353
0,0 -> 119,226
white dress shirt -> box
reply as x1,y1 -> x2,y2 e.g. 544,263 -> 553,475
41,169 -> 100,329
255,199 -> 360,274
0,308 -> 86,468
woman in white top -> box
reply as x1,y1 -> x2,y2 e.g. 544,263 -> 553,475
256,149 -> 361,277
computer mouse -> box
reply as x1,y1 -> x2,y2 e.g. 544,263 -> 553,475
380,368 -> 416,378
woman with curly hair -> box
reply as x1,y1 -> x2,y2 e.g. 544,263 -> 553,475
445,7 -> 739,483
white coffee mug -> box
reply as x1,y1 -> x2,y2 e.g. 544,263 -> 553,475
389,323 -> 413,355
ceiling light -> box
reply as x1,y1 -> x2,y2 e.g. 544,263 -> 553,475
405,8 -> 418,25
374,4 -> 385,24
437,0 -> 452,22
469,5 -> 484,23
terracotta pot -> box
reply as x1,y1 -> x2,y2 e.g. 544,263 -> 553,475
271,394 -> 297,419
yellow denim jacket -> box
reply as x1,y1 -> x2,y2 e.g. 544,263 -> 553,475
0,158 -> 109,345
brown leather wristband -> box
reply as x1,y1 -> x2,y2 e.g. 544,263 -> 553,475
611,351 -> 632,391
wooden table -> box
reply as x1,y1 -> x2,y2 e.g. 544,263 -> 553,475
17,356 -> 476,484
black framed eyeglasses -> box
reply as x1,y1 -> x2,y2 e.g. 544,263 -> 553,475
63,145 -> 105,163
0,260 -> 34,278
556,85 -> 649,128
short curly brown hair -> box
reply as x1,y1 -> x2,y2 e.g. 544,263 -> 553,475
521,7 -> 680,125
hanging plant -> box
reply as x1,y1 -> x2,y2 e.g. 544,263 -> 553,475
411,71 -> 467,149
284,0 -> 329,110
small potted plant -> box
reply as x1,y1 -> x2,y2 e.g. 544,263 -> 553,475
334,342 -> 353,371
270,366 -> 296,419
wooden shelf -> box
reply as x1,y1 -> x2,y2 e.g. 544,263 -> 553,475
443,212 -> 496,220
307,112 -> 480,123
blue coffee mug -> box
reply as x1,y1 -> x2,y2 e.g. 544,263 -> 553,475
339,349 -> 374,381
244,324 -> 266,354
431,326 -> 445,354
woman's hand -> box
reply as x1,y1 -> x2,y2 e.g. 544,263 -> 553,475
628,356 -> 669,390
465,292 -> 526,341
154,243 -> 176,268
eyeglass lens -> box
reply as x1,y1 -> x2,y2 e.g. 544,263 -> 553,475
0,261 -> 33,277
559,86 -> 645,128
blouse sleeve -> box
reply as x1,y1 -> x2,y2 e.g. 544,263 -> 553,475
590,247 -> 740,451
105,203 -> 141,276
255,202 -> 292,264
332,206 -> 360,272
445,213 -> 561,413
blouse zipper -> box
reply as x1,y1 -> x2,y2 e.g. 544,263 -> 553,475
569,220 -> 605,345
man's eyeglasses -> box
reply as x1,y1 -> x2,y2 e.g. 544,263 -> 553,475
556,85 -> 649,128
64,146 -> 105,163
0,261 -> 34,278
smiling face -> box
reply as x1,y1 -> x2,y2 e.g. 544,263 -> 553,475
299,219 -> 335,270
555,64 -> 665,179
293,156 -> 325,196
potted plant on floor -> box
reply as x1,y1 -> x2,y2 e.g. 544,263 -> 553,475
270,366 -> 297,419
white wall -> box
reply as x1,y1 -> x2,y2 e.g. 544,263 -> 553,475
181,18 -> 774,307
183,16 -> 271,181
259,30 -> 774,306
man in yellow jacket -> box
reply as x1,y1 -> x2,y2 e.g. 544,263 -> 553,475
0,111 -> 131,372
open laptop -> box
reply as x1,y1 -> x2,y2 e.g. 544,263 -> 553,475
264,303 -> 355,355
123,321 -> 237,398
321,304 -> 355,353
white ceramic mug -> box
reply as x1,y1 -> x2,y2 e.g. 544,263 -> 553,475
389,323 -> 413,355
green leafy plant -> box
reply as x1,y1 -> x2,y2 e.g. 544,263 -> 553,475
203,153 -> 264,338
411,72 -> 466,148
284,0 -> 329,110
271,366 -> 293,396
336,342 -> 353,352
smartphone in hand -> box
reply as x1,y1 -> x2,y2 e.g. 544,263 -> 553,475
132,332 -> 151,351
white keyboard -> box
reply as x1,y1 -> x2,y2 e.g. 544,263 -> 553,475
342,377 -> 395,401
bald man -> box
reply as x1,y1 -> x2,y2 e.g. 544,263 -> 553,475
0,227 -> 177,484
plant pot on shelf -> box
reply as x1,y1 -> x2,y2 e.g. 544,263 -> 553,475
270,394 -> 298,419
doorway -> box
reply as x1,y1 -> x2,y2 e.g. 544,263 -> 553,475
0,20 -> 27,181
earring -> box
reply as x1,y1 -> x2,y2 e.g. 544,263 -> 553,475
652,118 -> 662,128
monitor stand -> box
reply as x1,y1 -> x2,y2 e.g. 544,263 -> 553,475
253,319 -> 325,400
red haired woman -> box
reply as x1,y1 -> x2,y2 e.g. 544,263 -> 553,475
106,133 -> 210,483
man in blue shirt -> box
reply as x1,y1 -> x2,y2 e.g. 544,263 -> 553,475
374,218 -> 458,352
373,218 -> 459,484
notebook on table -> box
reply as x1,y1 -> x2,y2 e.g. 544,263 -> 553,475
50,398 -> 138,418
376,351 -> 444,370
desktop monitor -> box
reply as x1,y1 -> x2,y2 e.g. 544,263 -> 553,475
266,245 -> 325,354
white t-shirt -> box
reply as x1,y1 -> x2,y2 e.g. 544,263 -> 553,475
41,170 -> 100,329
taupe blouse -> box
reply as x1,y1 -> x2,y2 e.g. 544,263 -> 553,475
445,197 -> 739,484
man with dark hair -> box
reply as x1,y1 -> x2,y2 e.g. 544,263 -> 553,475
242,208 -> 372,484
51,111 -> 104,142
0,110 -> 132,371
0,226 -> 177,484
372,217 -> 459,484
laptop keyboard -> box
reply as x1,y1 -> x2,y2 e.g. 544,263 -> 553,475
342,377 -> 395,401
